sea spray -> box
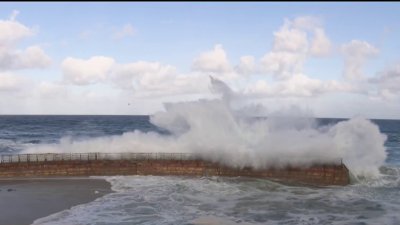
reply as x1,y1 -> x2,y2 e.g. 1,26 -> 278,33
330,117 -> 387,177
22,77 -> 387,178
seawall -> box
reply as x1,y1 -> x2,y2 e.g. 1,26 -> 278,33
0,153 -> 350,186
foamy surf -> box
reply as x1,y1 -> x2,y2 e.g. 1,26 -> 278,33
32,174 -> 400,225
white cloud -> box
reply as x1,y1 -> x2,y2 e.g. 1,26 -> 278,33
0,11 -> 51,71
60,56 -> 208,98
36,81 -> 68,99
112,61 -> 208,97
374,64 -> 400,92
62,56 -> 115,85
135,72 -> 209,98
292,16 -> 322,31
341,40 -> 379,81
260,51 -> 305,79
0,45 -> 52,70
0,12 -> 33,45
260,16 -> 331,79
192,44 -> 232,73
377,89 -> 397,100
112,24 -> 135,40
244,73 -> 352,98
272,19 -> 309,52
369,63 -> 400,100
112,61 -> 177,90
235,55 -> 256,75
1,45 -> 52,70
310,28 -> 331,56
0,72 -> 28,92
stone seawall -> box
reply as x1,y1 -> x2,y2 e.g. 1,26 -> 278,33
0,153 -> 350,186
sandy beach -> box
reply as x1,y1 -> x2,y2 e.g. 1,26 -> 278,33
0,178 -> 112,225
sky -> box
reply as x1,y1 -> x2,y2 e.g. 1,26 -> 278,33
0,2 -> 399,119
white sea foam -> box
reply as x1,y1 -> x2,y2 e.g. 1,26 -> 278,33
32,175 -> 400,225
23,77 -> 387,178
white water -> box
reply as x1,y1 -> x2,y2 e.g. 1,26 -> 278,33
32,174 -> 400,225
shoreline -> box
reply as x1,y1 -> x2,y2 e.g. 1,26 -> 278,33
0,177 -> 113,225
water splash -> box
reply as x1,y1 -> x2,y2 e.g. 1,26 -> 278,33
23,77 -> 387,178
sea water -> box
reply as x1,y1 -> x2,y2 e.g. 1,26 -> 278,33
0,115 -> 399,225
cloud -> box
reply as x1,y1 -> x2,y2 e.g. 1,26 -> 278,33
36,81 -> 68,99
0,11 -> 33,45
0,46 -> 52,70
112,61 -> 209,97
62,56 -> 115,85
111,61 -> 177,90
292,16 -> 321,30
260,51 -> 305,80
14,46 -> 51,68
341,40 -> 379,81
272,19 -> 309,53
0,72 -> 28,92
235,55 -> 256,75
369,63 -> 400,100
192,44 -> 232,73
310,28 -> 331,56
0,11 -> 51,71
112,24 -> 135,40
60,55 -> 208,98
243,73 -> 352,98
260,16 -> 332,79
291,16 -> 331,56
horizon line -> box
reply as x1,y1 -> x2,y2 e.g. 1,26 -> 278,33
0,114 -> 398,121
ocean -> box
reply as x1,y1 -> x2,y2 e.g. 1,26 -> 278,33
0,115 -> 399,225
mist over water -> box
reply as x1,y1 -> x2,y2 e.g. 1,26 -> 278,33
21,77 -> 388,178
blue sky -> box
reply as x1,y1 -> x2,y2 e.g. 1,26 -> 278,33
0,2 -> 399,118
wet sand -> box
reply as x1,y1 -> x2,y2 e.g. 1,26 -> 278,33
0,178 -> 112,225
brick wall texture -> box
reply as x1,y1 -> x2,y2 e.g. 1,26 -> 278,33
0,159 -> 350,186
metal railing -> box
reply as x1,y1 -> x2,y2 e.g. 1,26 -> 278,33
0,152 -> 197,164
0,152 -> 345,167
